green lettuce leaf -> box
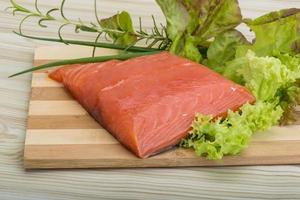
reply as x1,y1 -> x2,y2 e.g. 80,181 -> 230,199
181,101 -> 282,160
100,11 -> 137,45
222,56 -> 247,84
182,36 -> 203,62
276,53 -> 300,78
238,51 -> 300,125
236,8 -> 300,57
183,51 -> 300,159
169,34 -> 203,62
181,7 -> 300,160
239,51 -> 295,101
205,29 -> 249,72
220,10 -> 300,121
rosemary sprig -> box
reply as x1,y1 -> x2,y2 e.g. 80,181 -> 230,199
8,0 -> 171,50
9,51 -> 159,78
6,0 -> 170,77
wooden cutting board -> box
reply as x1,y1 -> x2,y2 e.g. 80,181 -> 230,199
24,45 -> 300,169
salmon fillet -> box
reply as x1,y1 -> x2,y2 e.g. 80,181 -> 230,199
49,52 -> 255,158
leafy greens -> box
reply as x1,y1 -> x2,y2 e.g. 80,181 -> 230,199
181,101 -> 282,160
181,8 -> 300,159
100,11 -> 137,45
155,0 -> 242,62
182,51 -> 297,159
8,0 -> 300,160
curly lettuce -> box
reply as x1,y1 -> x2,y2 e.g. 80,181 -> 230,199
182,51 -> 298,159
182,102 -> 282,160
224,50 -> 300,122
239,51 -> 295,101
239,52 -> 300,125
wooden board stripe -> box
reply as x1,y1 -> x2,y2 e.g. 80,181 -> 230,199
29,101 -> 87,116
26,129 -> 118,145
31,87 -> 72,100
27,99 -> 300,141
27,115 -> 101,129
27,100 -> 300,126
253,126 -> 300,141
24,141 -> 300,169
28,114 -> 300,141
32,73 -> 63,87
25,126 -> 300,144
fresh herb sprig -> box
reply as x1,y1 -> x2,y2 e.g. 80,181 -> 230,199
7,0 -> 170,52
6,0 -> 170,77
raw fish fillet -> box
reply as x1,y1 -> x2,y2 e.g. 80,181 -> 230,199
49,52 -> 255,158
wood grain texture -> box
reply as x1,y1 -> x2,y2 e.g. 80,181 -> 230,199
24,141 -> 300,169
31,87 -> 72,100
24,45 -> 300,169
26,129 -> 117,145
27,115 -> 101,129
2,0 -> 300,200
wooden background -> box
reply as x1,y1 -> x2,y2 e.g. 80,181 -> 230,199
1,0 -> 300,199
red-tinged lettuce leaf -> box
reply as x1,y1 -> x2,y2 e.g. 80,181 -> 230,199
245,8 -> 300,26
156,0 -> 242,41
100,11 -> 137,45
194,0 -> 242,44
156,0 -> 242,62
278,80 -> 300,125
155,0 -> 203,40
236,8 -> 300,57
155,0 -> 204,62
275,53 -> 300,125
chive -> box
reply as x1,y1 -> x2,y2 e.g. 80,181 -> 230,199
14,31 -> 160,52
9,51 -> 159,78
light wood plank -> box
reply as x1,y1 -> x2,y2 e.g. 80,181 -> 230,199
26,129 -> 118,145
32,73 -> 63,88
24,141 -> 300,169
253,126 -> 300,141
25,126 -> 300,145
